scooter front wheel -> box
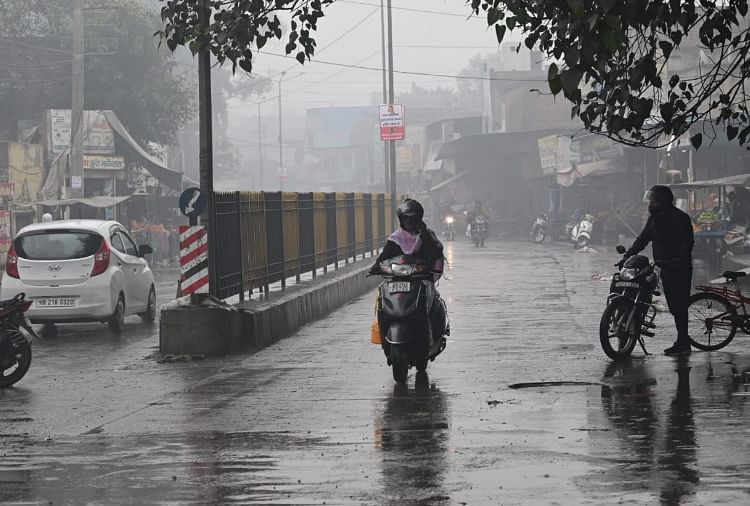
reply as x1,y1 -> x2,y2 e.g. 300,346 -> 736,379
390,344 -> 409,383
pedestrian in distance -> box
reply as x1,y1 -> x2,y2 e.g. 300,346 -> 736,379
621,185 -> 695,356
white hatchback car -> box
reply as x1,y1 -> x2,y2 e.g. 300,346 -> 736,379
1,220 -> 156,333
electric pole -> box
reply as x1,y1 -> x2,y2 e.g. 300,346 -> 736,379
386,0 -> 397,222
198,0 -> 217,298
380,0 -> 389,193
257,101 -> 263,188
70,0 -> 85,202
278,72 -> 286,191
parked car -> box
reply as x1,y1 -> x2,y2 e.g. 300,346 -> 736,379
1,220 -> 155,334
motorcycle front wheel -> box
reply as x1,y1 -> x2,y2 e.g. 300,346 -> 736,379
390,344 -> 409,383
600,297 -> 639,360
534,229 -> 545,243
575,236 -> 589,249
0,339 -> 32,388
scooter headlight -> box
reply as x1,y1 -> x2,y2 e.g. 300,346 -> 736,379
391,264 -> 415,276
445,216 -> 454,224
620,268 -> 637,281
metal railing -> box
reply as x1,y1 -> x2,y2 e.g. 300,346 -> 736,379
213,191 -> 393,300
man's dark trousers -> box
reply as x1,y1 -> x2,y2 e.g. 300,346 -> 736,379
661,262 -> 692,344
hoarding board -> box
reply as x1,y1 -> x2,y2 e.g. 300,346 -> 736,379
379,104 -> 405,141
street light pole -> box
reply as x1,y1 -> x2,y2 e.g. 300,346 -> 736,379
257,101 -> 263,189
70,0 -> 84,204
380,0 -> 389,193
278,71 -> 286,191
386,0 -> 397,223
197,0 -> 217,298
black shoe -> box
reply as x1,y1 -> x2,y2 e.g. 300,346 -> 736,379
664,343 -> 691,356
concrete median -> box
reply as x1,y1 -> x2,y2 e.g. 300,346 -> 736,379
159,262 -> 380,356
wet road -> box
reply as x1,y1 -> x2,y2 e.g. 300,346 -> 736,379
2,242 -> 750,505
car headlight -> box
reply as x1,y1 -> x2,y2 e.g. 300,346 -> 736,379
445,216 -> 454,224
620,268 -> 637,281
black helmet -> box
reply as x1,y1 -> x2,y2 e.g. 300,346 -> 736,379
644,185 -> 674,206
397,199 -> 424,225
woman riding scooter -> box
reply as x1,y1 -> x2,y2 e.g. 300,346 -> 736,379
369,199 -> 449,340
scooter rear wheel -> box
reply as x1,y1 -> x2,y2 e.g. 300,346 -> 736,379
391,344 -> 408,383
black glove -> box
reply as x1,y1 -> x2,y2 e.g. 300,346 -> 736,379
367,265 -> 381,277
615,257 -> 627,268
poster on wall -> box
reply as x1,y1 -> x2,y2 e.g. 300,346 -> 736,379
49,109 -> 115,155
0,211 -> 11,263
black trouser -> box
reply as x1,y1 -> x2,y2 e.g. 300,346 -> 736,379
660,262 -> 693,344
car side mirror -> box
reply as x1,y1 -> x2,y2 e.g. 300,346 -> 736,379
616,245 -> 626,254
138,244 -> 153,256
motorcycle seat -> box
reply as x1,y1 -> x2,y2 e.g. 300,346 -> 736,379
723,271 -> 747,280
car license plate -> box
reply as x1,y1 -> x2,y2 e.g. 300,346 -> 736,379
35,297 -> 76,308
388,282 -> 411,294
615,282 -> 640,289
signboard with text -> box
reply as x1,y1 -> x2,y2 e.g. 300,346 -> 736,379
379,104 -> 405,141
83,155 -> 125,171
48,109 -> 115,155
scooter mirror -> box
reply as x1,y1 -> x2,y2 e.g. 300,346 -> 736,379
616,245 -> 626,254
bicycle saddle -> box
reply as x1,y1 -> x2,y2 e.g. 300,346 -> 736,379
723,271 -> 748,280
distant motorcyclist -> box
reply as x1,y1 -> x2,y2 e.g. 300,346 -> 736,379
466,200 -> 489,225
370,198 -> 445,279
622,185 -> 694,356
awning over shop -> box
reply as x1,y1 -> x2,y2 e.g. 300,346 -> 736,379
428,170 -> 472,192
669,173 -> 750,190
103,111 -> 183,191
31,195 -> 134,208
436,129 -> 572,161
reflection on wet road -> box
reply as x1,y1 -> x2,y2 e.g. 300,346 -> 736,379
2,244 -> 750,504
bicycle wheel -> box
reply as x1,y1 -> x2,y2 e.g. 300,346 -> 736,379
600,297 -> 639,360
687,292 -> 737,351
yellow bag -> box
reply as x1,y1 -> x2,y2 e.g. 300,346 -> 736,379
371,320 -> 381,344
371,290 -> 382,344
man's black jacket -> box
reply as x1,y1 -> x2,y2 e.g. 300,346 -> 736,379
626,205 -> 694,263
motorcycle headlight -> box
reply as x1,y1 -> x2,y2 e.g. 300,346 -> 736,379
620,268 -> 637,281
445,216 -> 454,224
391,264 -> 415,276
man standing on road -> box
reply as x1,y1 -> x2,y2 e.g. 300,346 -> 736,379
623,185 -> 695,356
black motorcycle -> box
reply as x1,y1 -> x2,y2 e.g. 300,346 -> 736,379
599,246 -> 660,360
0,293 -> 36,388
375,255 -> 448,383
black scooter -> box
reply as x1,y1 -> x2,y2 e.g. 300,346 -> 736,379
375,255 -> 448,383
0,293 -> 37,388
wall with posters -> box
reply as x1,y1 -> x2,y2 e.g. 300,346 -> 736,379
0,141 -> 43,204
47,109 -> 115,155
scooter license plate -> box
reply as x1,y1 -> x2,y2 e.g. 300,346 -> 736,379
615,282 -> 640,288
388,281 -> 411,294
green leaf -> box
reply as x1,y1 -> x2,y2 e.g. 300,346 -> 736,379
728,125 -> 739,140
658,40 -> 673,58
549,75 -> 563,95
690,133 -> 703,149
495,24 -> 507,44
296,52 -> 306,64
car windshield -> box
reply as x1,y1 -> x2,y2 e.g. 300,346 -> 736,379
15,230 -> 103,260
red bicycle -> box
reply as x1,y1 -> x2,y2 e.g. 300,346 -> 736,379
687,270 -> 750,351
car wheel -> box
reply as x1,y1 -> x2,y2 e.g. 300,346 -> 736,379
139,286 -> 157,323
108,294 -> 125,335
